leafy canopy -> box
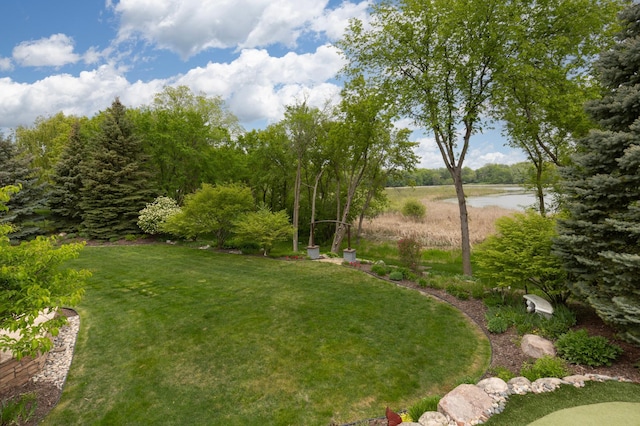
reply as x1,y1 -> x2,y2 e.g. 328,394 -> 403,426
476,210 -> 569,304
0,186 -> 89,360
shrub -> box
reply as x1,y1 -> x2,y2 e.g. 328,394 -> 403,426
397,236 -> 423,271
401,198 -> 426,221
1,186 -> 89,360
163,183 -> 254,247
371,263 -> 389,276
490,366 -> 516,382
475,211 -> 570,304
520,356 -> 569,381
446,284 -> 470,300
417,278 -> 428,288
137,196 -> 181,235
407,395 -> 441,422
389,271 -> 404,281
556,329 -> 623,367
233,206 -> 293,256
486,315 -> 510,334
538,305 -> 577,339
0,392 -> 37,425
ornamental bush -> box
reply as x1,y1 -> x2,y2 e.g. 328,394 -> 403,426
475,210 -> 570,304
397,236 -> 422,271
233,206 -> 293,256
556,329 -> 623,367
371,263 -> 389,276
520,356 -> 569,381
137,196 -> 181,235
0,186 -> 89,360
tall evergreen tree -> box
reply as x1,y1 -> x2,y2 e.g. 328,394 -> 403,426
80,98 -> 156,240
555,4 -> 640,345
0,135 -> 47,241
49,120 -> 86,233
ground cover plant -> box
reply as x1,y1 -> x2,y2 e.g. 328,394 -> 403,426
44,244 -> 489,425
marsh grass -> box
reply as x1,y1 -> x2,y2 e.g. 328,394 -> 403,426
46,245 -> 489,425
359,185 -> 518,249
360,201 -> 513,248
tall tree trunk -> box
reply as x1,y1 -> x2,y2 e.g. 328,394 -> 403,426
355,187 -> 375,244
292,159 -> 301,252
331,181 -> 359,253
452,168 -> 472,276
308,168 -> 324,246
535,162 -> 546,217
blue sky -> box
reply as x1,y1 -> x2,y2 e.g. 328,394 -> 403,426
0,0 -> 524,169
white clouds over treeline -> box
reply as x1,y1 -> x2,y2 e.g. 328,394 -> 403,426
0,0 -> 370,130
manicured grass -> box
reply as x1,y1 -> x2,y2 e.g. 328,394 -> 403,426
45,245 -> 489,425
484,380 -> 640,426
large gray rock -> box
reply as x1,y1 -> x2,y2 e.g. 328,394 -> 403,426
531,377 -> 566,394
438,384 -> 493,425
418,411 -> 449,426
476,377 -> 509,396
521,334 -> 555,358
507,376 -> 532,395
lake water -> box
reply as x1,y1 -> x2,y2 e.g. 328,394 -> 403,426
444,190 -> 537,211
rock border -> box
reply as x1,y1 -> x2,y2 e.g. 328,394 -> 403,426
407,374 -> 633,426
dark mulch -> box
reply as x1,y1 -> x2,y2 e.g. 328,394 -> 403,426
2,250 -> 638,426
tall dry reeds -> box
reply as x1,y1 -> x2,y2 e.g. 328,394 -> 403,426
359,200 -> 515,249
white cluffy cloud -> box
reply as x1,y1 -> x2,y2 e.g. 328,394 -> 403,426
13,34 -> 82,68
112,0 -> 370,58
0,44 -> 344,130
0,57 -> 13,71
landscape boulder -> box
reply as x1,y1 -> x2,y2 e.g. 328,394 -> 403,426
438,384 -> 493,425
418,411 -> 449,426
521,334 -> 555,359
476,377 -> 509,396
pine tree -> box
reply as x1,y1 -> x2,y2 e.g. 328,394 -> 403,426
49,120 -> 86,233
555,4 -> 640,345
80,98 -> 156,240
0,135 -> 48,241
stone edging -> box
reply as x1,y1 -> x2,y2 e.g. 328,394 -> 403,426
404,374 -> 633,426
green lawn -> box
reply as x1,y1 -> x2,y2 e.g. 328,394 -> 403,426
45,244 -> 489,425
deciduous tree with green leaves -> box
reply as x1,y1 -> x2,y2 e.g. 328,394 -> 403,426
282,101 -> 326,253
132,86 -> 245,202
163,183 -> 254,247
327,76 -> 417,253
494,0 -> 624,216
339,0 -> 510,275
476,210 -> 569,304
233,205 -> 293,256
555,3 -> 640,345
14,112 -> 80,183
0,186 -> 89,360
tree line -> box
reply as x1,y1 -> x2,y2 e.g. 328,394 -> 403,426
387,162 -> 538,187
0,84 -> 417,250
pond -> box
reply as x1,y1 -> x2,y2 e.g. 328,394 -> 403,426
444,188 -> 538,211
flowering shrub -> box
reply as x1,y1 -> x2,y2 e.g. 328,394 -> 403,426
137,196 -> 181,235
397,236 -> 422,271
